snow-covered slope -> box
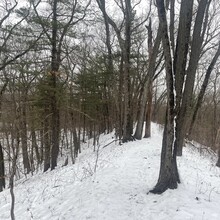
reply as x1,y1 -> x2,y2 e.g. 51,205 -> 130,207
0,123 -> 220,220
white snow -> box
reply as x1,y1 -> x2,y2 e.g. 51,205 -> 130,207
0,123 -> 220,220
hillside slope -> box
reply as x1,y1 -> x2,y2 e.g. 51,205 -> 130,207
0,123 -> 220,220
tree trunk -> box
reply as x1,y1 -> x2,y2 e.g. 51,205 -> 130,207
134,21 -> 161,140
144,84 -> 153,138
151,0 -> 180,194
215,129 -> 220,167
0,143 -> 5,192
175,0 -> 209,156
20,100 -> 31,174
31,129 -> 40,165
50,0 -> 60,170
188,43 -> 220,137
122,0 -> 133,143
0,80 -> 8,192
150,109 -> 179,194
43,114 -> 50,172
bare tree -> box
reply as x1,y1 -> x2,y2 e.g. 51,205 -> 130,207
150,0 -> 179,194
96,0 -> 149,142
150,0 -> 218,193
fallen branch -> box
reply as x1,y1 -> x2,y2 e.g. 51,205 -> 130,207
102,139 -> 121,148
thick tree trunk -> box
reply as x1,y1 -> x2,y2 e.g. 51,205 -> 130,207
50,0 -> 60,170
175,0 -> 209,156
150,109 -> 179,194
173,0 -> 193,156
151,0 -> 180,194
122,0 -> 133,143
217,153 -> 220,168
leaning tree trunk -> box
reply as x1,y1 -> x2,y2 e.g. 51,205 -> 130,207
188,43 -> 220,137
134,21 -> 161,140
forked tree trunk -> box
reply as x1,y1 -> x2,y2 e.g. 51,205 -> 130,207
151,0 -> 179,194
175,0 -> 209,156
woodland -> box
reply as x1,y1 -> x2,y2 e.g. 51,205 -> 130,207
0,0 -> 220,217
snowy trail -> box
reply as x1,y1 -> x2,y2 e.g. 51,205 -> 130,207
0,123 -> 220,220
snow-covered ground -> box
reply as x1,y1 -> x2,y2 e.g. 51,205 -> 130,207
0,123 -> 220,220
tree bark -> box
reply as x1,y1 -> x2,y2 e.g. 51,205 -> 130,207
144,85 -> 153,138
175,0 -> 209,156
122,0 -> 133,142
0,143 -> 5,192
20,94 -> 31,174
151,0 -> 179,194
50,0 -> 60,170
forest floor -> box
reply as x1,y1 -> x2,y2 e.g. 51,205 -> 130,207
0,123 -> 220,220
